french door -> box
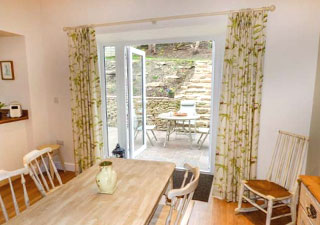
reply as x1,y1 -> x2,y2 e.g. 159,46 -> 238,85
100,45 -> 146,159
127,47 -> 147,158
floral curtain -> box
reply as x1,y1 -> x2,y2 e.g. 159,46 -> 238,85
67,27 -> 103,174
213,11 -> 268,202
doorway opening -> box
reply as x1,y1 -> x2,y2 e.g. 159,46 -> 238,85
100,39 -> 215,172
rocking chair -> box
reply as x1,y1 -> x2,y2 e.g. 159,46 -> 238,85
235,130 -> 309,225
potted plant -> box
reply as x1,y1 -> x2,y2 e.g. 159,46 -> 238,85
166,89 -> 175,98
0,102 -> 6,119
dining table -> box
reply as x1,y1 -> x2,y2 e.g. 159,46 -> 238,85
158,112 -> 200,147
6,158 -> 175,225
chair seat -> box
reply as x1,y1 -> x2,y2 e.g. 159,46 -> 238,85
197,127 -> 209,134
137,125 -> 156,131
245,180 -> 291,199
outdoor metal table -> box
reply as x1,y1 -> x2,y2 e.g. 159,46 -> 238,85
158,112 -> 200,147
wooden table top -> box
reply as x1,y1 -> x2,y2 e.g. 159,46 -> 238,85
299,175 -> 320,203
6,158 -> 175,225
158,112 -> 200,121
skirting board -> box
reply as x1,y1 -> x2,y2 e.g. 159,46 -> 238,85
0,162 -> 75,188
54,161 -> 75,172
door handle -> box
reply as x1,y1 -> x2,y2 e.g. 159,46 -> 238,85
306,204 -> 317,219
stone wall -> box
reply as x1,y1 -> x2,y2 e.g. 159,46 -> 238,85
106,60 -> 195,97
105,60 -> 212,130
106,96 -> 180,131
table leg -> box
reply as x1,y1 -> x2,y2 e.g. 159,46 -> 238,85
164,121 -> 171,147
188,120 -> 193,148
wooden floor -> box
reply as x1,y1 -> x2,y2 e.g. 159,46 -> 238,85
189,198 -> 292,225
0,171 -> 291,225
0,170 -> 75,224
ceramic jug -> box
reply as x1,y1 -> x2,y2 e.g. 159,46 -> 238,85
96,161 -> 117,194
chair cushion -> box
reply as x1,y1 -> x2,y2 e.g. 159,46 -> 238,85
245,180 -> 291,199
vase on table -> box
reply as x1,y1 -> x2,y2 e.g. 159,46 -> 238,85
96,161 -> 117,194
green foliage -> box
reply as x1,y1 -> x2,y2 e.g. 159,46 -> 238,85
0,102 -> 6,109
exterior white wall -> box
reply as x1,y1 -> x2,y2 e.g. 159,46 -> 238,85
0,0 -> 319,176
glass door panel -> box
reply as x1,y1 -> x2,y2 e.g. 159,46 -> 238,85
104,46 -> 118,156
127,47 -> 146,158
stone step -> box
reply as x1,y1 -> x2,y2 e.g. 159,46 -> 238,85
201,96 -> 211,101
196,102 -> 211,108
196,60 -> 212,65
175,95 -> 210,101
202,78 -> 212,83
181,94 -> 210,99
199,115 -> 211,122
193,74 -> 212,79
184,88 -> 207,94
196,107 -> 211,114
185,83 -> 211,89
194,67 -> 212,74
188,86 -> 211,91
190,78 -> 200,83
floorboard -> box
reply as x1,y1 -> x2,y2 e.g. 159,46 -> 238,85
0,170 -> 75,224
189,198 -> 292,225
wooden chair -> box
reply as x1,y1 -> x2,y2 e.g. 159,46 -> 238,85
0,168 -> 30,222
150,163 -> 200,225
38,144 -> 66,179
23,147 -> 63,197
235,130 -> 309,225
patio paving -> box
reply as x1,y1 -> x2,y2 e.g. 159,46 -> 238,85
106,127 -> 210,171
135,130 -> 210,171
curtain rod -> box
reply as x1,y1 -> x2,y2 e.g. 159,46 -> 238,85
63,5 -> 276,31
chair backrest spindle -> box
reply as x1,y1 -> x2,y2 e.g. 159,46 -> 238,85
0,168 -> 30,222
166,163 -> 200,225
266,130 -> 309,194
23,148 -> 63,197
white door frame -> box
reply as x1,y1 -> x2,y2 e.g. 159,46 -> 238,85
127,46 -> 147,158
98,35 -> 225,174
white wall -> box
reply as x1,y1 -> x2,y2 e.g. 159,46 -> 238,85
0,0 -> 51,170
38,0 -> 320,177
0,122 -> 31,170
307,36 -> 320,176
0,35 -> 33,170
0,36 -> 30,108
0,0 -> 319,176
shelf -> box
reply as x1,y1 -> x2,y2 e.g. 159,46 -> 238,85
0,109 -> 29,125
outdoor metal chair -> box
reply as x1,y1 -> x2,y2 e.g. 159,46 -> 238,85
197,127 -> 210,150
135,124 -> 158,146
176,100 -> 197,134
